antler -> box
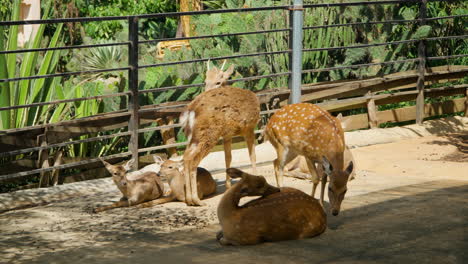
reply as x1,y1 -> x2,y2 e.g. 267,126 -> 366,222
220,59 -> 227,71
207,59 -> 211,71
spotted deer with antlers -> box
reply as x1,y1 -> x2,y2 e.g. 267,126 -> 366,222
264,103 -> 353,216
179,61 -> 260,206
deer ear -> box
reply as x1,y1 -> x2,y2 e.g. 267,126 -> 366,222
321,156 -> 333,175
226,168 -> 244,179
345,161 -> 354,175
123,159 -> 134,171
176,161 -> 184,172
220,59 -> 227,71
153,155 -> 164,164
336,113 -> 343,121
99,158 -> 114,172
170,154 -> 183,162
223,65 -> 235,79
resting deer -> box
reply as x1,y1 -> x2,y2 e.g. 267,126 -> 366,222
264,103 -> 354,216
137,157 -> 217,207
179,62 -> 260,206
94,157 -> 165,212
217,168 -> 327,246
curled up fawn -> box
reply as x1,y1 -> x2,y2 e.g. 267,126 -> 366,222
137,156 -> 217,207
216,168 -> 326,246
94,157 -> 165,213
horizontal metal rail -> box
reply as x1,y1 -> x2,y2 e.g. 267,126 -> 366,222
0,131 -> 131,158
303,35 -> 467,53
138,103 -> 188,114
0,152 -> 132,181
303,19 -> 418,31
425,35 -> 468,41
0,6 -> 290,26
140,28 -> 290,45
427,54 -> 468,60
425,14 -> 468,21
303,0 -> 419,9
303,15 -> 468,30
2,0 -> 446,28
302,58 -> 419,74
139,50 -> 291,69
0,92 -> 130,111
0,42 -> 130,55
140,72 -> 290,94
303,39 -> 418,53
0,67 -> 130,83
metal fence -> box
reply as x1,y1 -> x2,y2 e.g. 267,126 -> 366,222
0,0 -> 467,184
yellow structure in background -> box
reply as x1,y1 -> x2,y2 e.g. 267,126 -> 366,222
156,0 -> 202,59
18,0 -> 41,47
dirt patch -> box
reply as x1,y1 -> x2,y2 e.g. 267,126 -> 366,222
424,133 -> 468,162
1,133 -> 468,263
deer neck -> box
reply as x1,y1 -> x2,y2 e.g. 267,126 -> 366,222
218,181 -> 243,220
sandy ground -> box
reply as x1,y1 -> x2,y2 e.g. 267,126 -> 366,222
0,118 -> 467,264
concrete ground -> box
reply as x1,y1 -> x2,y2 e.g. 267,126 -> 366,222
0,117 -> 467,264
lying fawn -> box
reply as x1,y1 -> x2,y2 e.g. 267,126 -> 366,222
137,157 -> 217,207
217,168 -> 327,245
179,63 -> 260,206
264,103 -> 353,216
95,157 -> 165,212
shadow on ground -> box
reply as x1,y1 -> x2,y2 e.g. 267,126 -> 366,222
425,133 -> 468,162
16,180 -> 467,264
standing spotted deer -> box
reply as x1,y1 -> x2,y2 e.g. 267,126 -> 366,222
179,63 -> 260,206
264,103 -> 353,216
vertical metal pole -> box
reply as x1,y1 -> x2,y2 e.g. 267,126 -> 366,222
416,0 -> 427,125
128,17 -> 139,170
288,0 -> 303,104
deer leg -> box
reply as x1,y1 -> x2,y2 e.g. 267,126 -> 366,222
244,129 -> 257,174
273,146 -> 295,187
305,158 -> 320,199
320,173 -> 328,207
189,166 -> 204,206
137,195 -> 176,208
183,144 -> 206,206
223,137 -> 233,188
183,157 -> 195,206
93,200 -> 129,213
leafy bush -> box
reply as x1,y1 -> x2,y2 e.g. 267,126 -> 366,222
75,0 -> 178,40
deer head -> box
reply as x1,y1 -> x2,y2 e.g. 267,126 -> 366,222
226,168 -> 280,198
321,156 -> 353,216
205,60 -> 235,91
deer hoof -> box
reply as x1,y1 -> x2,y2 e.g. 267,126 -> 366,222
216,231 -> 224,241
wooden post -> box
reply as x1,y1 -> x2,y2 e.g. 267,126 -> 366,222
416,0 -> 427,124
366,91 -> 378,129
37,134 -> 50,187
51,149 -> 64,186
465,88 -> 468,117
128,17 -> 140,170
